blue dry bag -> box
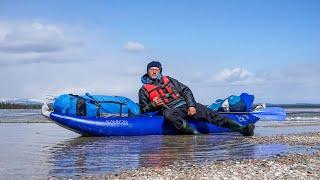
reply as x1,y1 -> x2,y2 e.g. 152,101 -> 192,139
208,93 -> 254,112
53,93 -> 140,117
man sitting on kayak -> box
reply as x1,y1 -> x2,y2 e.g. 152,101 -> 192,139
138,61 -> 255,136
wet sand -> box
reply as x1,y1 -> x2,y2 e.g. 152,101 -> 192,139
82,133 -> 320,179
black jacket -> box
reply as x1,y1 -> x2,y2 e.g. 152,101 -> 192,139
139,74 -> 196,113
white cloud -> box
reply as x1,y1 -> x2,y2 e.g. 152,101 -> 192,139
215,68 -> 251,81
124,41 -> 145,52
212,67 -> 264,85
187,64 -> 320,104
0,22 -> 65,53
0,20 -> 149,101
0,20 -> 86,65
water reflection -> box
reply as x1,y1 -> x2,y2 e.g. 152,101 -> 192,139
46,134 -> 316,177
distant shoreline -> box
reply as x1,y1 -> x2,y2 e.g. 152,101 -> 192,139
0,103 -> 42,109
267,104 -> 320,108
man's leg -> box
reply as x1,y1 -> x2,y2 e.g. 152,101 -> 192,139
194,103 -> 255,136
163,105 -> 200,135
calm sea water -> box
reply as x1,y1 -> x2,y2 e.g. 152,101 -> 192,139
0,107 -> 319,179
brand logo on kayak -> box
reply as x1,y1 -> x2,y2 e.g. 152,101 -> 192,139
105,120 -> 129,126
237,115 -> 249,122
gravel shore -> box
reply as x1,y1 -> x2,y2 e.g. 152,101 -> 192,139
241,132 -> 320,146
85,133 -> 320,180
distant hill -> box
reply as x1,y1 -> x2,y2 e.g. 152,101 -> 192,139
0,98 -> 42,109
0,98 -> 42,105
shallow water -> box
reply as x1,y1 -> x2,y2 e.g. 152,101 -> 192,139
0,107 -> 319,178
0,123 -> 318,179
0,109 -> 49,123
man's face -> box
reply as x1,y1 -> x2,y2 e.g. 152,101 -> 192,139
148,67 -> 161,79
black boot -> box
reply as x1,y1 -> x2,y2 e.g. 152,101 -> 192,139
223,118 -> 255,136
241,123 -> 255,136
181,120 -> 201,135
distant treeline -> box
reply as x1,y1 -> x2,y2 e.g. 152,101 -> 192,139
0,103 -> 42,109
267,103 -> 320,108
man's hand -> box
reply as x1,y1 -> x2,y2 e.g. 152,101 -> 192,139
152,97 -> 164,107
188,106 -> 197,116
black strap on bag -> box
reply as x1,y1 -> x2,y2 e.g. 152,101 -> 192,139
85,93 -> 103,116
70,94 -> 128,117
95,100 -> 126,117
69,94 -> 87,116
76,98 -> 86,116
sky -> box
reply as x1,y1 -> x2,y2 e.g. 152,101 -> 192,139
0,0 -> 319,104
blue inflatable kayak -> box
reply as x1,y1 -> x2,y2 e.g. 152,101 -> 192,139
43,106 -> 262,136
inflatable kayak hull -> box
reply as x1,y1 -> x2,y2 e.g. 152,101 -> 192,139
47,111 -> 259,136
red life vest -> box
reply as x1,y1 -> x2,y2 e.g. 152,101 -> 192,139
144,76 -> 180,104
